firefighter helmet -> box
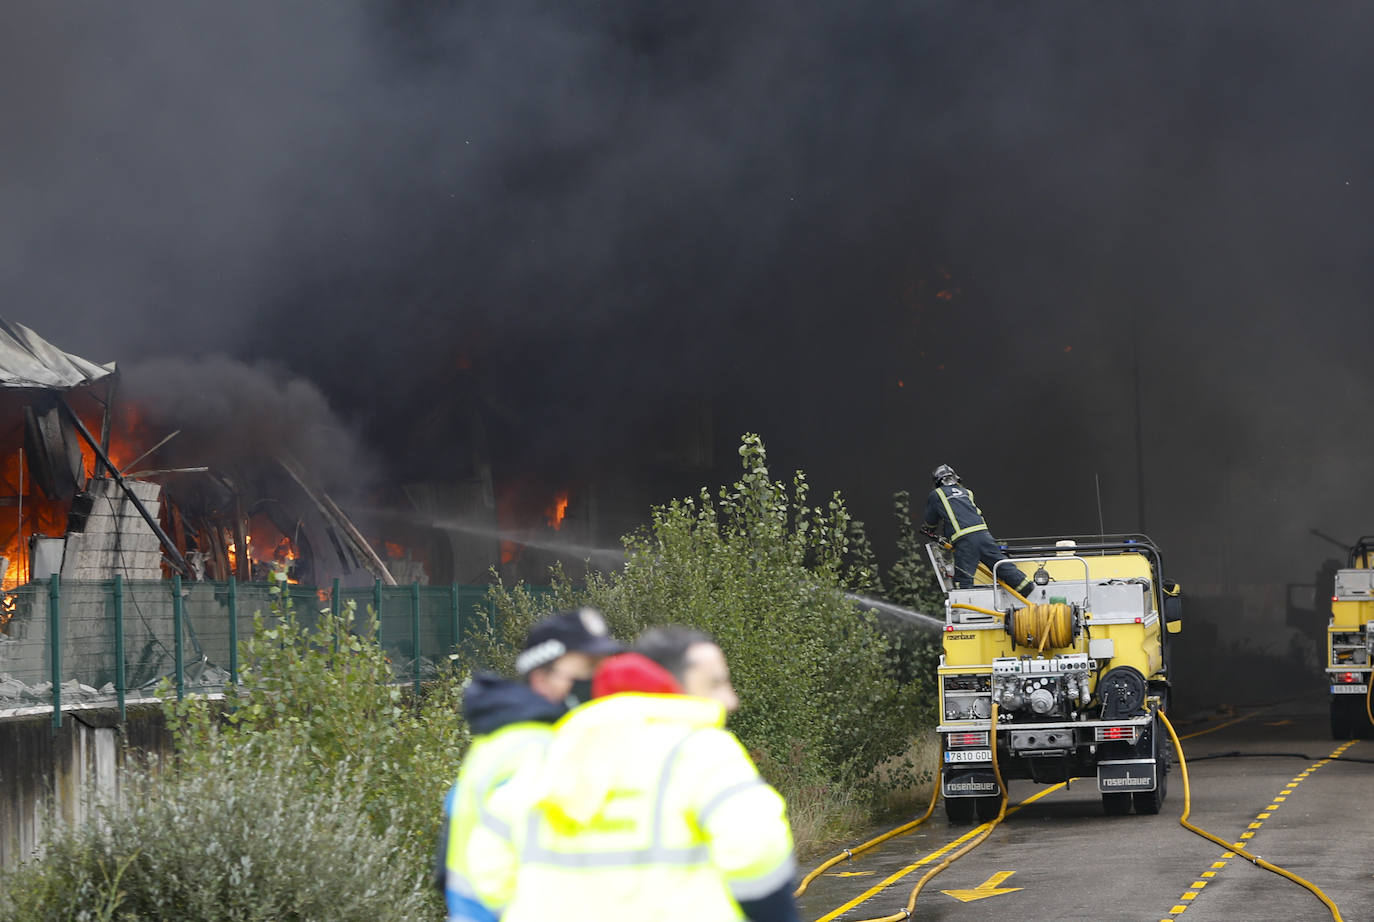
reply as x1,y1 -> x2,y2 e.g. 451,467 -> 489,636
931,464 -> 959,487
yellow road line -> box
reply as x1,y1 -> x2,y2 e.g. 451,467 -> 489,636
1178,709 -> 1261,740
1160,739 -> 1358,918
812,783 -> 1066,922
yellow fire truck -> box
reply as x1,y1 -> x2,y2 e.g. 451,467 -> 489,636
930,535 -> 1183,820
1328,537 -> 1374,739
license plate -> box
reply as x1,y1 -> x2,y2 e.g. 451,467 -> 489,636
945,748 -> 992,763
1331,685 -> 1369,694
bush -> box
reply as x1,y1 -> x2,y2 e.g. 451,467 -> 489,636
469,435 -> 934,814
165,586 -> 469,877
0,744 -> 429,922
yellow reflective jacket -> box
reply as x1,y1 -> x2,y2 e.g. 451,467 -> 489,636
443,721 -> 553,914
484,692 -> 796,922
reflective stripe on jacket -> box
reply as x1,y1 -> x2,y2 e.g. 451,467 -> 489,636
443,722 -> 552,916
927,485 -> 989,542
491,693 -> 796,922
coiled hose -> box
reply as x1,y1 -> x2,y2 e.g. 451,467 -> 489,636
1158,711 -> 1344,922
847,703 -> 1008,922
1009,602 -> 1074,652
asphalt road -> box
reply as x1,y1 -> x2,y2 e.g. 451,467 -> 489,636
796,695 -> 1373,922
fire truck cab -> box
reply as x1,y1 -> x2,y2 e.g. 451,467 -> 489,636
931,535 -> 1182,821
1327,537 -> 1374,739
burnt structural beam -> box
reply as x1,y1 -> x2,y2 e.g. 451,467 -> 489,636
59,397 -> 192,577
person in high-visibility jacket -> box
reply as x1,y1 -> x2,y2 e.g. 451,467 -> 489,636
435,608 -> 620,922
477,626 -> 800,922
923,463 -> 1033,592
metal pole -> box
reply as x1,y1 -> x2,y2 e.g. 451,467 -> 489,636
173,574 -> 184,701
330,576 -> 341,653
16,448 -> 23,584
49,575 -> 61,730
228,576 -> 238,686
113,574 -> 125,722
1131,331 -> 1146,534
411,580 -> 421,700
373,578 -> 383,642
58,398 -> 191,576
450,582 -> 460,653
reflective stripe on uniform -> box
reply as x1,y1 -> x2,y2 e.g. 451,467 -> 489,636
696,777 -> 768,828
470,736 -> 548,846
523,728 -> 710,869
937,487 -> 989,542
726,855 -> 798,901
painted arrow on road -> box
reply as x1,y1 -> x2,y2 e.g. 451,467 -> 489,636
941,871 -> 1022,902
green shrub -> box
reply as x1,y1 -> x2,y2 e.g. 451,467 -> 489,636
165,587 -> 468,877
0,745 -> 428,922
469,434 -> 934,806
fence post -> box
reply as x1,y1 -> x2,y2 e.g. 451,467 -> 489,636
373,578 -> 383,642
450,582 -> 460,654
411,580 -> 421,700
49,575 -> 61,731
227,576 -> 238,686
173,574 -> 184,701
331,577 -> 341,652
113,575 -> 125,722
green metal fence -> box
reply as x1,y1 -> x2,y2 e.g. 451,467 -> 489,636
0,577 -> 544,730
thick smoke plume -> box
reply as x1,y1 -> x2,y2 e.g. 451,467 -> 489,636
6,1 -> 1374,658
119,356 -> 375,496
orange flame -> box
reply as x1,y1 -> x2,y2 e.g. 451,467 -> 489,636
546,491 -> 569,531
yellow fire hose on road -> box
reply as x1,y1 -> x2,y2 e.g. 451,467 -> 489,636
1157,710 -> 1344,922
792,782 -> 940,898
842,703 -> 1008,922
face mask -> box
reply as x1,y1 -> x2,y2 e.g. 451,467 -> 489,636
565,678 -> 595,709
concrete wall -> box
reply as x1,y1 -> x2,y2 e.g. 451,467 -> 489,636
0,703 -> 171,868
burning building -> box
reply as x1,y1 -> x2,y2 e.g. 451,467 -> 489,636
0,321 -> 399,603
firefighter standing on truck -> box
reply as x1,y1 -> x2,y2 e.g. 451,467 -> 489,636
923,463 -> 1034,593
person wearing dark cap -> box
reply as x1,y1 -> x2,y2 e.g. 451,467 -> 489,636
478,626 -> 800,922
435,608 -> 620,922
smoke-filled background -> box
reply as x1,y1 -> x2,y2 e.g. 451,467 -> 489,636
6,2 -> 1374,701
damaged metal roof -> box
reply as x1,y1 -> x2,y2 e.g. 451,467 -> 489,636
0,320 -> 114,390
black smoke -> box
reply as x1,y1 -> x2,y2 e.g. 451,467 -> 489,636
6,2 -> 1374,652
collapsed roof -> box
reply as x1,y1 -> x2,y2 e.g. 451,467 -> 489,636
0,320 -> 114,391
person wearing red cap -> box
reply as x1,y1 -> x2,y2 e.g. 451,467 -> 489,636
435,608 -> 620,922
475,626 -> 800,922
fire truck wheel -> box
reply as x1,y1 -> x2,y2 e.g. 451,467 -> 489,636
1132,766 -> 1167,815
1101,792 -> 1132,816
1132,715 -> 1169,815
944,795 -> 976,824
974,794 -> 1001,822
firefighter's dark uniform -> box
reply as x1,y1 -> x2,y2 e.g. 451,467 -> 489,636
923,484 -> 1033,592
